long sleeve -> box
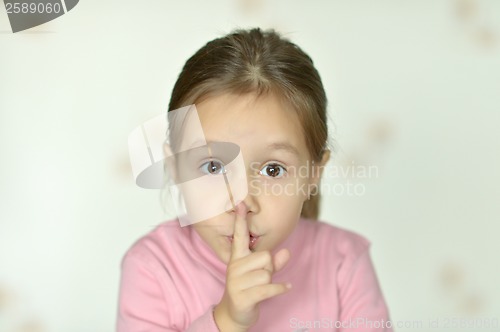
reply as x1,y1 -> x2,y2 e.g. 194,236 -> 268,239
337,247 -> 393,332
116,219 -> 392,332
116,253 -> 220,332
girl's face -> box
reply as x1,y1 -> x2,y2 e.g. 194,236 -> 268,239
190,92 -> 321,264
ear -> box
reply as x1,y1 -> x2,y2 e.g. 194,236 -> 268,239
307,149 -> 331,198
311,149 -> 330,185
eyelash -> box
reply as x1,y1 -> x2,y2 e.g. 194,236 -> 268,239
259,162 -> 287,179
199,159 -> 288,179
199,159 -> 225,175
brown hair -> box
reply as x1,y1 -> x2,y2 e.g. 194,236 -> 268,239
168,28 -> 328,219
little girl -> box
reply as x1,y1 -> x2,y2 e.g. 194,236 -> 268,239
117,28 -> 392,332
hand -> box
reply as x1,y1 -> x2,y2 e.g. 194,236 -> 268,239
213,203 -> 292,332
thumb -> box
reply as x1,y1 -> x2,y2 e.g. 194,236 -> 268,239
273,248 -> 291,273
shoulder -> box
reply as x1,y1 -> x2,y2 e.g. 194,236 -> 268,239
120,219 -> 188,270
297,218 -> 371,261
118,220 -> 189,323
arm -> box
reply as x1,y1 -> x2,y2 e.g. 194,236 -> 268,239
337,248 -> 393,332
116,253 -> 220,332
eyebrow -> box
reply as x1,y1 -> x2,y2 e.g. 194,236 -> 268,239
186,140 -> 300,157
267,142 -> 300,157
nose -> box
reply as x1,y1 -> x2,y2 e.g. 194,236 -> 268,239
230,184 -> 259,215
225,158 -> 260,214
240,166 -> 261,214
234,201 -> 249,215
237,189 -> 259,215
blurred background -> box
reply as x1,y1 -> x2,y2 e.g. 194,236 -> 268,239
1,0 -> 499,331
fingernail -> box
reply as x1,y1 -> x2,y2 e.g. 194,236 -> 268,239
235,202 -> 248,216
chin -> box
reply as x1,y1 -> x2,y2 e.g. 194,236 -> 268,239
220,253 -> 231,264
214,247 -> 231,264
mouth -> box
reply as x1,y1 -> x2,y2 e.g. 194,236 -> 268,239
228,233 -> 261,250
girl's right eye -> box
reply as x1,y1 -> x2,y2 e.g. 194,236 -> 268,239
199,160 -> 225,175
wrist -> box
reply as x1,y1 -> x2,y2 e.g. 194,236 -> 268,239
213,304 -> 247,332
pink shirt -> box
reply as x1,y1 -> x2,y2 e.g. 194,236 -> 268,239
117,218 -> 392,332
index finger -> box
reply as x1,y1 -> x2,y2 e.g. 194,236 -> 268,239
230,203 -> 251,260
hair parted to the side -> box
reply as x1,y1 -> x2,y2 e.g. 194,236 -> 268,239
168,28 -> 328,220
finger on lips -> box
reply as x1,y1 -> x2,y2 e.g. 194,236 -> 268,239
231,202 -> 251,260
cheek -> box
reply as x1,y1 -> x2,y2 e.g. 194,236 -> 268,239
256,176 -> 310,199
269,178 -> 309,204
267,202 -> 301,240
192,225 -> 210,244
193,222 -> 231,255
192,219 -> 223,241
262,191 -> 304,221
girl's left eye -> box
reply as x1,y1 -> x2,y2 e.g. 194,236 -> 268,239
260,164 -> 286,178
199,160 -> 225,175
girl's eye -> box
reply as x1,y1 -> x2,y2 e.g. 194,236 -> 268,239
200,160 -> 225,175
260,164 -> 286,178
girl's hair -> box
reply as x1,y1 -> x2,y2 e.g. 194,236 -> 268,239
168,28 -> 328,220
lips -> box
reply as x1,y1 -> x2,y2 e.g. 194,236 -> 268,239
228,233 -> 260,250
248,234 -> 259,250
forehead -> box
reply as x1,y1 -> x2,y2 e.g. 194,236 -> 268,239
194,93 -> 309,158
